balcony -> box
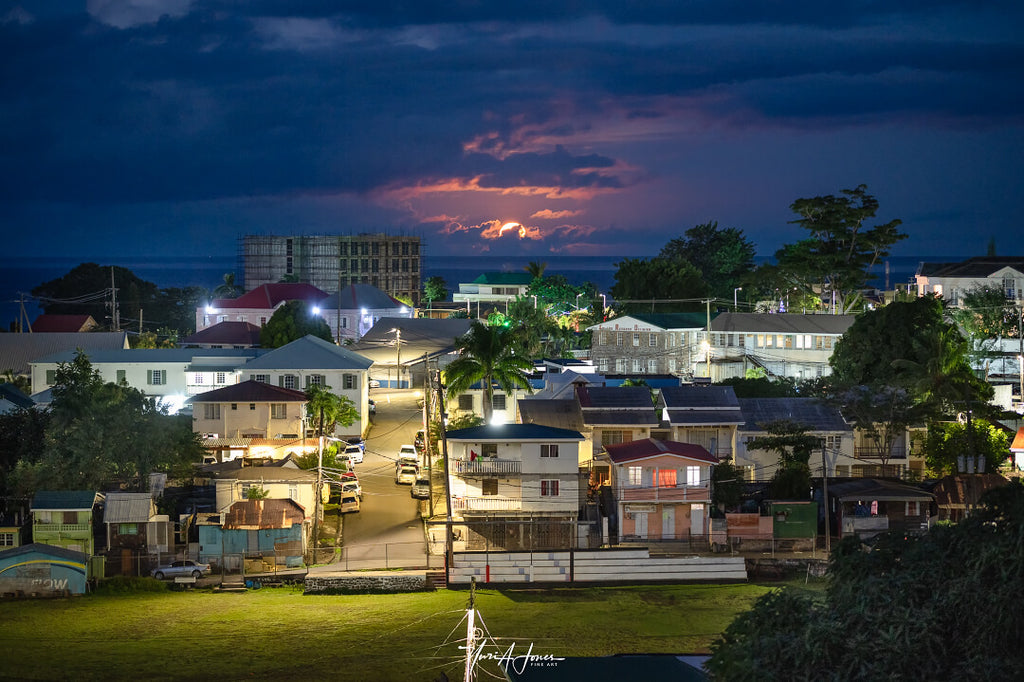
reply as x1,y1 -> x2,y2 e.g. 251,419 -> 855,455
33,523 -> 90,533
452,459 -> 522,476
854,446 -> 908,460
620,484 -> 711,503
453,496 -> 522,511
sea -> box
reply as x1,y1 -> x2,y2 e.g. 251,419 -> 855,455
0,253 -> 931,331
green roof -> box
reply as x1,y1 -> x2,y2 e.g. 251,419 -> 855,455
32,490 -> 99,510
472,272 -> 534,285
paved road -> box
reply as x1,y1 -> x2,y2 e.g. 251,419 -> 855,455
333,388 -> 431,570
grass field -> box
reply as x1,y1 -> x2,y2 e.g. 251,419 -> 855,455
0,581 -> 792,681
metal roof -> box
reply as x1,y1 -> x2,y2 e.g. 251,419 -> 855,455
1,332 -> 128,375
181,321 -> 262,347
223,499 -> 306,529
187,380 -> 307,403
243,335 -> 373,371
577,385 -> 655,408
446,423 -> 583,441
103,493 -> 156,523
604,438 -> 718,465
212,283 -> 328,308
737,398 -> 850,432
917,256 -> 1024,279
828,478 -> 934,502
31,490 -> 100,510
518,399 -> 586,431
350,318 -> 474,363
710,313 -> 855,335
318,283 -> 404,310
661,385 -> 739,409
580,409 -> 660,427
665,409 -> 744,426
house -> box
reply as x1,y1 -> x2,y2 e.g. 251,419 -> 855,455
1012,427 -> 1024,471
827,478 -> 934,540
915,256 -> 1024,307
0,383 -> 34,415
30,347 -> 262,405
0,331 -> 128,385
196,436 -> 318,465
576,385 -> 661,461
707,313 -> 856,382
587,313 -> 707,378
602,438 -> 717,542
315,283 -> 413,344
30,314 -> 99,333
0,498 -> 31,549
197,498 -> 306,570
452,272 -> 534,311
201,459 -> 322,524
660,385 -> 743,461
188,380 -> 308,440
31,490 -> 103,556
180,321 -> 263,348
0,543 -> 90,596
239,335 -> 373,438
102,492 -> 172,556
196,282 -> 328,332
351,317 -> 473,389
927,473 -> 1010,522
446,375 -> 543,426
446,423 -> 585,551
735,398 -> 858,481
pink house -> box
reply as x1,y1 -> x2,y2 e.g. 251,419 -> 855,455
196,283 -> 328,332
603,438 -> 717,542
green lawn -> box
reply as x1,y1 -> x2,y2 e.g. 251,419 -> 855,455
0,582 -> 785,681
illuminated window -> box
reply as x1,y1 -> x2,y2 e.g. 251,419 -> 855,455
271,404 -> 287,419
540,480 -> 559,496
656,469 -> 677,488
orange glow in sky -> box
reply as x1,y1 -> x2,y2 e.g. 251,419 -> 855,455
499,222 -> 522,237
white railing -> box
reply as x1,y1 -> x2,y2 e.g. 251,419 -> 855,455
452,459 -> 522,475
453,496 -> 522,511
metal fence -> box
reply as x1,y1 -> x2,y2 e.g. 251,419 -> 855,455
335,541 -> 438,571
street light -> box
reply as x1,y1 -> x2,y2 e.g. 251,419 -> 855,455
531,295 -> 538,309
575,292 -> 584,310
600,294 -> 607,320
733,287 -> 742,311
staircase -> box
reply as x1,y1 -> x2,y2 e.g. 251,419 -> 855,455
214,574 -> 247,593
424,571 -> 447,591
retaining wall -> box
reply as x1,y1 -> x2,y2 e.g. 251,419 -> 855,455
304,573 -> 429,594
449,549 -> 747,584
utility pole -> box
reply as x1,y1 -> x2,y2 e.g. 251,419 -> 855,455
312,405 -> 325,558
821,442 -> 830,556
394,327 -> 402,388
423,354 -> 434,517
439,372 -> 454,584
705,298 -> 712,378
463,576 -> 477,682
336,273 -> 342,345
110,267 -> 120,331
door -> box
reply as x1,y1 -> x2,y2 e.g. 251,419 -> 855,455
661,506 -> 675,540
690,504 -> 705,538
635,512 -> 648,539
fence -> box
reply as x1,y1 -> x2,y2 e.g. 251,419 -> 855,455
336,541 -> 438,571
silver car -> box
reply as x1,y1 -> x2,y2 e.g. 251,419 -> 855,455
395,465 -> 418,485
151,559 -> 210,580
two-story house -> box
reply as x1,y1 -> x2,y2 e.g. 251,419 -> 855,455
660,385 -> 743,461
31,491 -> 102,556
315,283 -> 414,344
602,438 -> 717,542
188,380 -> 308,442
240,335 -> 374,439
201,459 -> 322,528
102,492 -> 172,558
452,272 -> 534,311
446,423 -> 585,551
196,282 -> 328,332
587,313 -> 708,378
707,313 -> 855,382
915,256 -> 1024,307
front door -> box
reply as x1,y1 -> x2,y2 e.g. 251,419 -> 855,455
690,503 -> 705,537
661,506 -> 675,540
635,512 -> 648,539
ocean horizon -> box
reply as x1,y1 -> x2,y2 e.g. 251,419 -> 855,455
0,253 -> 933,331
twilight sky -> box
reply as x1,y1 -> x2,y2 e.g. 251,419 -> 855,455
2,1 -> 1023,261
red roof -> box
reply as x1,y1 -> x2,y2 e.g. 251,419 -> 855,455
181,321 -> 262,346
1012,427 -> 1024,452
188,380 -> 307,403
31,314 -> 97,332
604,438 -> 718,465
213,283 -> 327,309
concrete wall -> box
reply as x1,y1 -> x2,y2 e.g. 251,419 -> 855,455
449,549 -> 747,584
304,573 -> 429,593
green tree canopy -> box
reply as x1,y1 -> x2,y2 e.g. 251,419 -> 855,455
716,376 -> 798,398
304,384 -> 359,437
746,420 -> 818,499
610,257 -> 707,314
260,301 -> 334,348
708,481 -> 1024,680
658,221 -> 756,300
445,321 -> 535,422
924,419 -> 1008,476
423,276 -> 449,308
774,184 -> 906,313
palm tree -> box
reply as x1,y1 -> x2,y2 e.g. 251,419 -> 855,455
213,272 -> 241,298
445,321 -> 534,422
524,260 -> 547,279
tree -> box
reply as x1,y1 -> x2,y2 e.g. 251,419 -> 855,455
924,419 -> 1008,476
0,407 -> 49,495
711,461 -> 744,512
775,185 -> 906,314
526,274 -> 587,316
8,352 -> 203,494
259,301 -> 334,348
659,221 -> 756,300
213,272 -> 242,299
304,384 -> 359,438
708,481 -> 1024,680
746,420 -> 819,499
506,297 -> 558,359
444,321 -> 534,422
716,376 -> 797,398
832,384 -> 917,472
524,260 -> 547,279
610,257 -> 708,314
31,263 -> 161,331
423,276 -> 448,309
951,285 -> 1020,375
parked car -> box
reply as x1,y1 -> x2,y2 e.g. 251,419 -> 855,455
395,465 -> 418,485
341,480 -> 362,500
411,477 -> 430,499
340,494 -> 360,513
343,443 -> 364,464
397,444 -> 419,467
369,379 -> 381,388
368,399 -> 376,415
151,560 -> 210,580
341,470 -> 358,483
338,453 -> 355,470
414,429 -> 426,451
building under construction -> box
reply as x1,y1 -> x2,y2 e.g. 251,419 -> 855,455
241,234 -> 422,305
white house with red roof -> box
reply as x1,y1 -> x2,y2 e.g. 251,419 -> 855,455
602,438 -> 717,542
195,283 -> 328,332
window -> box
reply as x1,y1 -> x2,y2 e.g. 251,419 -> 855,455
492,394 -> 506,411
615,359 -> 625,373
482,479 -> 498,496
649,333 -> 658,347
600,332 -> 607,346
288,484 -> 299,500
647,359 -> 657,373
1004,275 -> 1016,300
668,358 -> 677,373
632,359 -> 641,373
45,369 -> 56,384
271,404 -> 287,419
203,404 -> 221,420
598,358 -> 609,372
118,523 -> 138,535
632,333 -> 640,347
656,468 -> 677,488
0,533 -> 14,547
251,374 -> 269,383
147,369 -> 166,385
824,435 -> 842,450
280,375 -> 297,389
602,430 -> 628,447
249,403 -> 256,411
216,372 -> 226,384
628,466 -> 642,486
231,403 -> 237,411
458,394 -> 473,410
616,332 -> 623,346
686,466 -> 701,486
305,374 -> 325,388
481,443 -> 498,457
343,374 -> 356,390
906,501 -> 921,516
541,444 -> 559,458
540,479 -> 559,496
194,373 -> 204,385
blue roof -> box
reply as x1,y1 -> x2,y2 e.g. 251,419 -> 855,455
447,423 -> 583,441
32,347 -> 261,365
243,335 -> 373,371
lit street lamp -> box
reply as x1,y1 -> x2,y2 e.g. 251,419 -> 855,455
575,292 -> 584,310
733,287 -> 742,311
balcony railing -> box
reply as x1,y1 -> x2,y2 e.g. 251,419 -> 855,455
854,446 -> 908,460
453,496 -> 522,511
33,523 -> 90,533
453,459 -> 522,475
620,485 -> 711,503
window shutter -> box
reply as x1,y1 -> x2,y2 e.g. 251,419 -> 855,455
147,370 -> 153,384
279,376 -> 285,388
